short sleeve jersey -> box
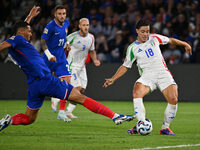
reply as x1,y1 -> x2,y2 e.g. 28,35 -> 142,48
6,35 -> 50,83
42,19 -> 70,62
123,34 -> 169,75
67,31 -> 95,68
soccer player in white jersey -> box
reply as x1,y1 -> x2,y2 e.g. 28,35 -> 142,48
51,18 -> 101,118
103,19 -> 192,135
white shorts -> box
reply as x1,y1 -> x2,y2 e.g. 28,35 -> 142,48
136,69 -> 176,92
70,66 -> 87,89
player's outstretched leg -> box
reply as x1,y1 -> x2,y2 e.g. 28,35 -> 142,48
68,87 -> 136,125
83,97 -> 135,125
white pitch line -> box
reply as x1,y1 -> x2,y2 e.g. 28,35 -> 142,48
129,144 -> 200,150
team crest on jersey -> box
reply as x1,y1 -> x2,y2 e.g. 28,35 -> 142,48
137,49 -> 142,53
77,41 -> 81,44
44,28 -> 48,34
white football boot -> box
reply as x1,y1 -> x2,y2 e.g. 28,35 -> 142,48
66,111 -> 78,119
57,111 -> 71,122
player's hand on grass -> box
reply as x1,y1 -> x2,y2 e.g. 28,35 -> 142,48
103,78 -> 114,88
94,60 -> 101,66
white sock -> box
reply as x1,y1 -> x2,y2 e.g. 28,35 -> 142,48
133,98 -> 146,122
59,110 -> 65,113
51,97 -> 60,103
161,103 -> 178,129
66,103 -> 77,113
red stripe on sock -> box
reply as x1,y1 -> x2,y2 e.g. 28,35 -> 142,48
60,99 -> 66,110
11,113 -> 30,125
83,97 -> 115,119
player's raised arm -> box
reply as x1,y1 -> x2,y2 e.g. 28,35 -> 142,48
103,65 -> 128,88
24,6 -> 40,24
0,41 -> 12,51
169,38 -> 192,55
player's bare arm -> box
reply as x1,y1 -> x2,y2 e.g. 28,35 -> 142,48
0,41 -> 12,51
169,38 -> 192,55
89,50 -> 100,66
103,65 -> 128,88
24,6 -> 40,24
41,38 -> 57,62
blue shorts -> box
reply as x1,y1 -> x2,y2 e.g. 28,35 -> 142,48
43,56 -> 71,78
27,74 -> 73,109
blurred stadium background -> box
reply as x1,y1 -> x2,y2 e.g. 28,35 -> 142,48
0,1 -> 200,150
0,0 -> 200,101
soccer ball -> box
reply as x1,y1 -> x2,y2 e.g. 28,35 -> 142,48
136,119 -> 153,135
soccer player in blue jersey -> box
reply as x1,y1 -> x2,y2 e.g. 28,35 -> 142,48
41,5 -> 72,121
0,6 -> 135,132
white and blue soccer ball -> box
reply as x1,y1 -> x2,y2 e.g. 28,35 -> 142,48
136,118 -> 153,135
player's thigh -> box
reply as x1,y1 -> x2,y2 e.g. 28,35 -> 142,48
27,81 -> 46,110
133,74 -> 156,98
79,67 -> 88,89
40,74 -> 73,101
162,84 -> 178,105
157,71 -> 176,91
133,82 -> 151,98
70,68 -> 81,87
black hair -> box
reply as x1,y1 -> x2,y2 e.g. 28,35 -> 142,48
14,21 -> 29,34
136,19 -> 150,29
55,5 -> 66,11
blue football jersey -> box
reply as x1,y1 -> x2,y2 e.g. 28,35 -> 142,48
6,35 -> 51,84
42,19 -> 70,62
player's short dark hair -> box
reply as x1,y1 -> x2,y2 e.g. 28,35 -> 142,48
14,21 -> 29,34
55,5 -> 66,11
136,19 -> 150,29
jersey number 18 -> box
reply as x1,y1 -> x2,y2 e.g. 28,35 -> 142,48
145,48 -> 154,58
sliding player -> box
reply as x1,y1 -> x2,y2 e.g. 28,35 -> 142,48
0,6 -> 135,132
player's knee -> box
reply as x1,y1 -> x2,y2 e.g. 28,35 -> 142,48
169,96 -> 178,105
133,91 -> 142,98
68,88 -> 86,104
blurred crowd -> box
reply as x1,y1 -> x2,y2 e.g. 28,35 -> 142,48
0,0 -> 200,64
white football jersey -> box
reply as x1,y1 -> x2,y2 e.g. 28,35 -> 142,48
67,31 -> 95,68
123,34 -> 170,75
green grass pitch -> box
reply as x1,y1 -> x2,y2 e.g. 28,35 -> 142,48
0,100 -> 200,150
